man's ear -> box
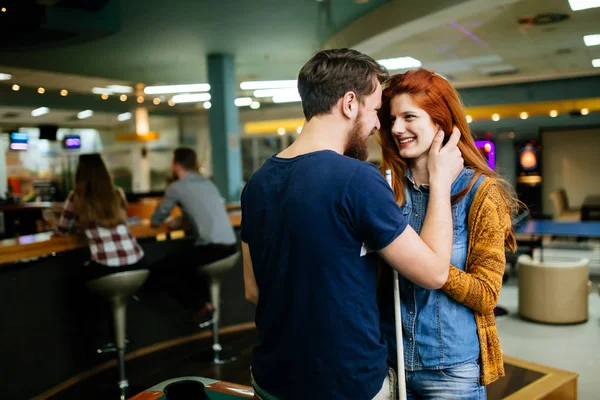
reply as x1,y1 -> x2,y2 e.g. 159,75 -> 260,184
341,91 -> 358,119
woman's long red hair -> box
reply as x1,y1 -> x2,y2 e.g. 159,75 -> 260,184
378,68 -> 521,252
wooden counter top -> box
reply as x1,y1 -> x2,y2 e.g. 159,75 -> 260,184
0,213 -> 241,266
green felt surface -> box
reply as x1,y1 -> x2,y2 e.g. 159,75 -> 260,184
157,391 -> 242,400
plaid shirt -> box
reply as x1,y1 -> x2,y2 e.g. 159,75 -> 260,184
56,191 -> 144,267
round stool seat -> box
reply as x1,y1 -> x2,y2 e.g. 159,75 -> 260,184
86,269 -> 150,298
197,252 -> 240,276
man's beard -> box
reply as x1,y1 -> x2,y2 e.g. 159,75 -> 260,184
344,119 -> 369,161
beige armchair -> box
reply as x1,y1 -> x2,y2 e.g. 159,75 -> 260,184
517,254 -> 590,324
550,189 -> 580,221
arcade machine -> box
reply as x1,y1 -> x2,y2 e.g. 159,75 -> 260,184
515,140 -> 543,218
474,140 -> 495,170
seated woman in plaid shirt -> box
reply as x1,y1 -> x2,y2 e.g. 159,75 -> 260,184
54,153 -> 146,280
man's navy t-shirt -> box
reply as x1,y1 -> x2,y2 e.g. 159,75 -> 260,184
240,150 -> 408,400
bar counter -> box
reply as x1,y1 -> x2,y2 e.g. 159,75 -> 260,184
0,212 -> 249,399
0,214 -> 242,265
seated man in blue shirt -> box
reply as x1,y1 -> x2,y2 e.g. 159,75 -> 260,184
240,48 -> 464,400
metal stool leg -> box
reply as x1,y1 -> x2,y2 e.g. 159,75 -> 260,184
208,277 -> 236,364
110,296 -> 130,397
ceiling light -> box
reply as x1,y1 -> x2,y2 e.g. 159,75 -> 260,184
568,0 -> 600,11
12,84 -> 19,91
77,110 -> 93,119
37,87 -> 45,94
172,93 -> 211,103
254,88 -> 298,98
250,101 -> 261,110
92,87 -> 113,95
492,113 -> 500,121
581,108 -> 589,115
106,85 -> 133,93
520,112 -> 529,120
240,80 -> 297,90
168,99 -> 175,106
1,7 -> 6,12
272,92 -> 302,103
584,34 -> 600,46
277,127 -> 286,135
593,58 -> 600,67
466,115 -> 473,123
120,94 -> 127,101
117,112 -> 132,121
137,96 -> 144,103
0,73 -> 11,80
101,93 -> 109,100
203,101 -> 212,109
60,89 -> 68,96
550,110 -> 558,117
153,98 -> 160,105
234,97 -> 253,107
144,83 -> 210,94
296,126 -> 303,134
31,107 -> 49,117
376,56 -> 422,70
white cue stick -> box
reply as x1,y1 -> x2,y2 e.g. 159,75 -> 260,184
385,169 -> 407,400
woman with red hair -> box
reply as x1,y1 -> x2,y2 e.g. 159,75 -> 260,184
377,68 -> 521,399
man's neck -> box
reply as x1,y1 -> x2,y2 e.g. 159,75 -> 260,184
278,116 -> 347,159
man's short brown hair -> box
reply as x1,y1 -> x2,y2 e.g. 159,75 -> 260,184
173,147 -> 198,171
297,48 -> 388,121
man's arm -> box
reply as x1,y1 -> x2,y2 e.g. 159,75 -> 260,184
242,241 -> 258,305
378,129 -> 463,289
150,185 -> 179,227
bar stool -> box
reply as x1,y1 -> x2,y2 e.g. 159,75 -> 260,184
85,269 -> 150,398
196,252 -> 240,364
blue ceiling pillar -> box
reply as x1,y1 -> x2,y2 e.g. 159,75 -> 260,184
207,54 -> 243,203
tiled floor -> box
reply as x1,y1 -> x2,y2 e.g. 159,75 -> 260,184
496,279 -> 600,400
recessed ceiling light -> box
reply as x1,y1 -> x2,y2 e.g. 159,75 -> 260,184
520,112 -> 529,119
549,110 -> 558,117
593,58 -> 600,67
0,73 -> 11,80
12,84 -> 19,91
584,34 -> 600,46
31,107 -> 49,117
277,127 -> 286,135
168,99 -> 175,106
77,110 -> 93,119
234,97 -> 253,107
250,101 -> 261,110
1,7 -> 6,13
117,112 -> 132,121
581,108 -> 589,115
568,0 -> 600,11
60,89 -> 68,96
137,96 -> 144,103
172,93 -> 211,104
37,87 -> 45,94
466,115 -> 473,123
377,56 -> 422,71
492,113 -> 500,121
101,93 -> 109,100
203,101 -> 212,109
240,80 -> 297,90
144,83 -> 210,94
153,98 -> 160,105
120,94 -> 127,101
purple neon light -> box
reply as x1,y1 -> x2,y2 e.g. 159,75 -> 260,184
474,140 -> 495,170
65,137 -> 81,148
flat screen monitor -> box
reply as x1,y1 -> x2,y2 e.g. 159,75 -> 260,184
64,134 -> 81,149
9,132 -> 28,151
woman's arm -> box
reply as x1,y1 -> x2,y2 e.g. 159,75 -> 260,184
442,180 -> 511,314
55,192 -> 77,236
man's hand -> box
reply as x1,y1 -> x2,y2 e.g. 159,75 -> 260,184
427,126 -> 463,188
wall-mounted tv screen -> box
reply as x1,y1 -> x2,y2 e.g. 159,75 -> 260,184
10,132 -> 28,151
64,134 -> 81,149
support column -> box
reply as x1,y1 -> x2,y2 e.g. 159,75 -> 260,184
0,135 -> 7,200
131,88 -> 151,193
207,54 -> 242,203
